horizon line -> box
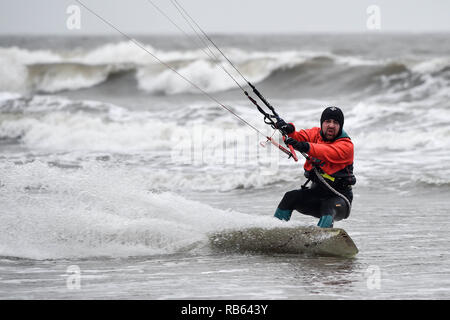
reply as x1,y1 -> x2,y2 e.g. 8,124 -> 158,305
1,30 -> 450,37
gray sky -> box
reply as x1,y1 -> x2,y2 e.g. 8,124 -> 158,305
1,0 -> 450,35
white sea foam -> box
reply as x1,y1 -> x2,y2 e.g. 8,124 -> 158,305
2,93 -> 449,192
1,42 -> 405,94
137,59 -> 241,94
29,64 -> 114,93
0,91 -> 22,102
76,41 -> 156,65
0,46 -> 62,65
135,49 -> 311,94
0,53 -> 29,93
410,57 -> 450,74
0,95 -> 264,152
0,160 -> 288,259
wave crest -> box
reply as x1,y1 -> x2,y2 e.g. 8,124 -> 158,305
1,41 -> 448,98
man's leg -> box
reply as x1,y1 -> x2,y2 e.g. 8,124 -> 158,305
274,208 -> 293,221
317,215 -> 334,228
318,196 -> 349,228
274,188 -> 321,221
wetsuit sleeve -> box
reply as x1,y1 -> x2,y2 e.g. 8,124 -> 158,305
308,139 -> 354,164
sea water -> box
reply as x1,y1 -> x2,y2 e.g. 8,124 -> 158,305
0,34 -> 449,299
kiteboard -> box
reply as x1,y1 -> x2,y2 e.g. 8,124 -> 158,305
209,226 -> 358,258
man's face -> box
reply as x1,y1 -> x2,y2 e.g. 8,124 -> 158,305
321,119 -> 340,140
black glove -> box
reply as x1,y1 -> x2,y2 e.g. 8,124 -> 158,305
275,119 -> 295,135
285,137 -> 310,153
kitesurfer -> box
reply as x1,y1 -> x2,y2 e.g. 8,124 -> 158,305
273,106 -> 356,228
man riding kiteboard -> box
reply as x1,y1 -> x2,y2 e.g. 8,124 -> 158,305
273,106 -> 356,228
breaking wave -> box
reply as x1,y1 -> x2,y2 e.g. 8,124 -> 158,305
1,93 -> 449,193
1,41 -> 449,100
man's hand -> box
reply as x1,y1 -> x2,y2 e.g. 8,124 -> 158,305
275,119 -> 295,135
285,137 -> 310,153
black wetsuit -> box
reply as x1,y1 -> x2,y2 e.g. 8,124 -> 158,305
277,179 -> 353,222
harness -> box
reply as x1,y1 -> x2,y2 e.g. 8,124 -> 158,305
302,165 -> 353,218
